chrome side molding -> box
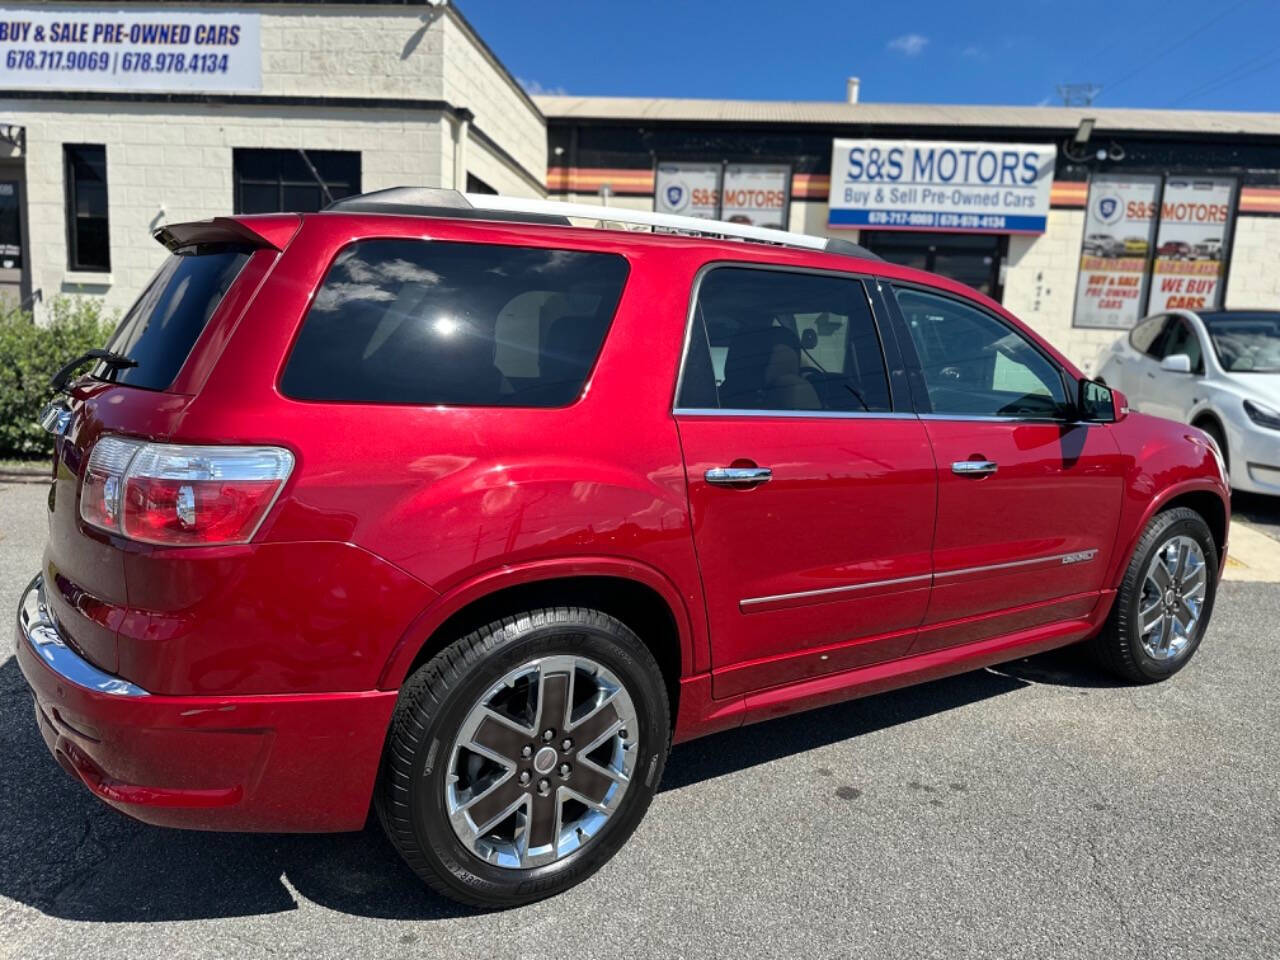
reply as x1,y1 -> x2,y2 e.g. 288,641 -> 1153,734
739,549 -> 1100,609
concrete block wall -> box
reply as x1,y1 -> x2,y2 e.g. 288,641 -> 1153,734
440,13 -> 546,196
1225,216 -> 1280,309
257,3 -> 447,100
17,103 -> 449,317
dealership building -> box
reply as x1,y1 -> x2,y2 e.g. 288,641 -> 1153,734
2,0 -> 1279,372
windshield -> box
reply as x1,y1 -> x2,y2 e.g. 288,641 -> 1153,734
99,243 -> 252,390
1202,311 -> 1280,372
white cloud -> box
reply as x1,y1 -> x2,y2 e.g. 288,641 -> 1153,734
887,33 -> 929,57
961,44 -> 986,59
519,76 -> 568,96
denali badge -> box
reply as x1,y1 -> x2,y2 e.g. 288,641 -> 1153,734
1060,549 -> 1099,565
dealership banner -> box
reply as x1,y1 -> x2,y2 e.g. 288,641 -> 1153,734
654,162 -> 721,220
1148,177 -> 1235,313
1072,175 -> 1161,330
0,8 -> 261,93
721,164 -> 790,228
828,138 -> 1055,234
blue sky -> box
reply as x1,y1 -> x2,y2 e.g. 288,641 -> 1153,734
457,0 -> 1280,112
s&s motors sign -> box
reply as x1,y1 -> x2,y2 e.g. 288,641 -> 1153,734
829,138 -> 1056,234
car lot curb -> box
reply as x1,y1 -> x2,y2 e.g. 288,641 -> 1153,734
1223,519 -> 1280,582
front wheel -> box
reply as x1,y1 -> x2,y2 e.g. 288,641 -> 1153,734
1091,507 -> 1219,683
376,607 -> 671,908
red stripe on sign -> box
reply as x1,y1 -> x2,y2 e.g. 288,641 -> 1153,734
1240,187 -> 1280,213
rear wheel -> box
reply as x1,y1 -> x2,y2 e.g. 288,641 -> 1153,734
376,607 -> 670,908
1091,507 -> 1218,683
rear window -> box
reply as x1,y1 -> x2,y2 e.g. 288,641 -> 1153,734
102,244 -> 252,390
281,239 -> 629,406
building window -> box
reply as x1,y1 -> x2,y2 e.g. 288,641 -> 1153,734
466,172 -> 497,195
0,181 -> 22,270
233,148 -> 361,214
64,144 -> 109,272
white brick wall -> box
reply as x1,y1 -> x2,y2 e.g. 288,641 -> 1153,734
440,14 -> 545,194
2,3 -> 546,319
1225,216 -> 1280,309
16,104 -> 452,316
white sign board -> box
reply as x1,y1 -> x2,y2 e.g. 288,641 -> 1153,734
0,8 -> 261,93
829,138 -> 1055,234
1149,177 -> 1234,313
654,162 -> 720,220
1072,175 -> 1161,330
722,164 -> 790,228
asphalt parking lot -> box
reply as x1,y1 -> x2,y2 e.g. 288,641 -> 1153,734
2,479 -> 1279,960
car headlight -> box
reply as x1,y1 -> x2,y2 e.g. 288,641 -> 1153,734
1243,399 -> 1280,431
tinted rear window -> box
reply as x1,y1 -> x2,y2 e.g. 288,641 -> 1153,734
103,244 -> 252,390
281,239 -> 629,406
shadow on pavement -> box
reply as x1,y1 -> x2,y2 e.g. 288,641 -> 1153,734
0,643 -> 1100,923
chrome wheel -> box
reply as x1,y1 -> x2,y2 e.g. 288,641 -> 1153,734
1139,535 -> 1208,661
445,655 -> 639,869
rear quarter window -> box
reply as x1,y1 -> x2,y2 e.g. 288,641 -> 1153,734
103,244 -> 252,390
281,239 -> 629,407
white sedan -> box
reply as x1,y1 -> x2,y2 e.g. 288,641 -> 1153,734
1095,309 -> 1280,495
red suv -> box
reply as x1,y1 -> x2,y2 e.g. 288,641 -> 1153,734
17,189 -> 1228,907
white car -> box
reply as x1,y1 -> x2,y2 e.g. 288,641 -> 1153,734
1095,309 -> 1280,495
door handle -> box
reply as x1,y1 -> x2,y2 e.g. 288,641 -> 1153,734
951,460 -> 998,477
705,466 -> 772,487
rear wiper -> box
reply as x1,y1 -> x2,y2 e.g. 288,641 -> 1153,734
49,349 -> 137,394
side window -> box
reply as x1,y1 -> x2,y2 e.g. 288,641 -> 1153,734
676,267 -> 891,413
281,239 -> 629,406
895,286 -> 1068,418
1161,319 -> 1204,372
1130,314 -> 1170,357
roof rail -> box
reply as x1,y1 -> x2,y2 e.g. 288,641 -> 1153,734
324,187 -> 881,261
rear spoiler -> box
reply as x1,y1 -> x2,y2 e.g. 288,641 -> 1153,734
153,214 -> 301,253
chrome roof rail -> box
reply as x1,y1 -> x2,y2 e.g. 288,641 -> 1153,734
324,187 -> 881,261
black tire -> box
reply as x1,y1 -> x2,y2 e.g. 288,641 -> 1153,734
1090,506 -> 1218,683
375,607 -> 671,909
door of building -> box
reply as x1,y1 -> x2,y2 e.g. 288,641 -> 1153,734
861,231 -> 1005,300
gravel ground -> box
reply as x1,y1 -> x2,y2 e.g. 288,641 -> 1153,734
2,480 -> 1278,960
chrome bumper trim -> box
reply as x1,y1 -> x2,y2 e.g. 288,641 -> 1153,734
17,574 -> 150,698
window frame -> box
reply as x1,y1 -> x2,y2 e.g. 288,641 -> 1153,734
1157,315 -> 1206,373
671,260 -> 909,419
885,280 -> 1081,424
63,143 -> 110,273
232,147 -> 362,215
1128,313 -> 1171,357
277,235 -> 631,409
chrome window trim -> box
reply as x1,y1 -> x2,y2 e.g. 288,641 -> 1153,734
670,260 -> 890,416
738,549 -> 1098,608
675,407 -> 920,421
918,413 -> 1103,426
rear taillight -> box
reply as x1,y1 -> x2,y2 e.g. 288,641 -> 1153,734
80,437 -> 294,546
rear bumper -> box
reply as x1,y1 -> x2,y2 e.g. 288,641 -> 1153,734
16,574 -> 396,832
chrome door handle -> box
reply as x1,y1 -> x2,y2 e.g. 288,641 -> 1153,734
705,466 -> 772,487
952,460 -> 998,477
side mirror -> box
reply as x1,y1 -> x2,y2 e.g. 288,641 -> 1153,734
800,328 -> 819,350
1078,379 -> 1125,423
1160,353 -> 1193,374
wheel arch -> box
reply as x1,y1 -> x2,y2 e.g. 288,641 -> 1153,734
1108,480 -> 1228,591
377,558 -> 700,719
